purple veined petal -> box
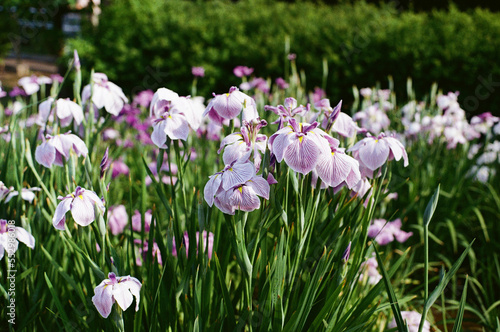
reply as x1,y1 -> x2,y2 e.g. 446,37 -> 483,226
331,152 -> 359,188
70,194 -> 96,227
151,120 -> 168,148
35,141 -> 56,168
385,137 -> 409,167
315,152 -> 336,187
213,92 -> 243,119
53,197 -> 72,230
15,227 -> 35,249
204,174 -> 222,207
269,127 -> 294,162
112,282 -> 135,311
92,281 -> 115,318
222,141 -> 248,166
238,186 -> 261,212
247,176 -> 270,200
283,135 -> 321,175
358,138 -> 390,171
221,161 -> 255,190
213,193 -> 235,215
164,114 -> 190,141
53,150 -> 65,167
332,112 -> 359,138
150,87 -> 179,118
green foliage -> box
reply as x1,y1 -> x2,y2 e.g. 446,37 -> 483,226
66,1 -> 500,116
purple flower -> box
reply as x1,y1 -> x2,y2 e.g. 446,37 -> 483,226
349,133 -> 408,174
0,219 -> 35,260
358,256 -> 382,285
218,119 -> 268,170
151,98 -> 193,145
132,210 -> 153,232
9,86 -> 27,97
108,205 -> 128,235
111,159 -> 130,179
204,160 -> 256,207
368,218 -> 413,245
233,66 -> 254,77
275,77 -> 289,90
35,132 -> 88,168
265,97 -> 309,128
203,87 -> 258,125
132,89 -> 154,108
52,186 -> 105,230
82,73 -> 128,116
134,239 -> 162,265
192,66 -> 205,77
1,185 -> 41,204
92,272 -> 142,318
287,53 -> 296,61
214,175 -> 270,215
172,231 -> 214,259
50,74 -> 64,83
342,242 -> 351,263
388,311 -> 430,332
149,88 -> 179,117
269,119 -> 331,175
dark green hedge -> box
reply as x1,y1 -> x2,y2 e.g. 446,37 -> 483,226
66,0 -> 500,116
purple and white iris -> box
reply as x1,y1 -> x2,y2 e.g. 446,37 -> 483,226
35,132 -> 88,168
92,272 -> 142,318
52,186 -> 105,230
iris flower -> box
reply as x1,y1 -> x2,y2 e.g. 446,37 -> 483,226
35,132 -> 88,168
203,87 -> 258,125
82,73 -> 128,116
52,186 -> 105,230
218,119 -> 268,169
269,119 -> 331,175
92,272 -> 142,318
214,175 -> 270,215
348,133 -> 408,173
0,219 -> 35,260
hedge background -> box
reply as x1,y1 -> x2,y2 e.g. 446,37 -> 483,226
28,0 -> 500,116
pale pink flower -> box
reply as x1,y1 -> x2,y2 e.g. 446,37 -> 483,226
131,210 -> 153,232
18,75 -> 40,95
0,219 -> 35,260
52,186 -> 105,230
359,256 -> 382,285
233,66 -> 254,77
82,73 -> 128,116
315,143 -> 361,190
268,119 -> 331,175
388,311 -> 430,332
92,272 -> 141,318
368,218 -> 413,245
348,133 -> 408,173
203,87 -> 258,125
265,97 -> 309,127
108,205 -> 128,235
35,132 -> 88,168
214,175 -> 270,215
